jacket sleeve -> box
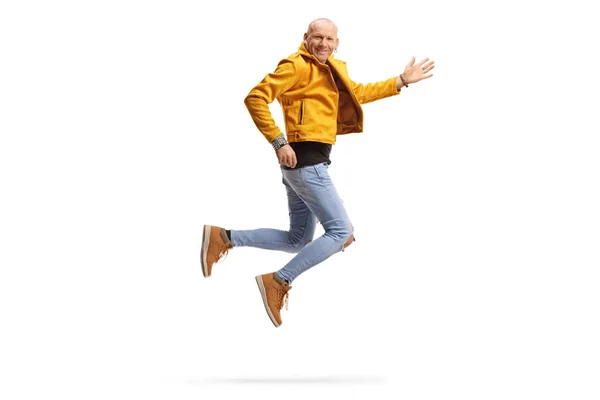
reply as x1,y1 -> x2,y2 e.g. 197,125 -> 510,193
335,61 -> 399,104
244,60 -> 299,143
351,77 -> 400,104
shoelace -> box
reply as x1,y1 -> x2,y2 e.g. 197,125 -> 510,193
216,244 -> 231,263
280,287 -> 292,311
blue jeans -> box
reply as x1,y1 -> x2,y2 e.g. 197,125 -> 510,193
230,162 -> 353,282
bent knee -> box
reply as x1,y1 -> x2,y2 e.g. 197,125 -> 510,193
287,237 -> 312,253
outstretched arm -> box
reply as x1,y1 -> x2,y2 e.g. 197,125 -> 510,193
396,57 -> 435,90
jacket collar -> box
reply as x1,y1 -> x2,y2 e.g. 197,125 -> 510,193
297,42 -> 335,65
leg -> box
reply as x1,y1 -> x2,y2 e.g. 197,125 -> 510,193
276,163 -> 353,283
230,172 -> 317,253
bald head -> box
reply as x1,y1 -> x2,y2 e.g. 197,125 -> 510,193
304,18 -> 339,63
307,18 -> 337,35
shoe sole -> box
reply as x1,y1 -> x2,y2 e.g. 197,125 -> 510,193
255,276 -> 280,328
200,225 -> 211,277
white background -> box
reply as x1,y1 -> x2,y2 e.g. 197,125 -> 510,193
1,0 -> 599,399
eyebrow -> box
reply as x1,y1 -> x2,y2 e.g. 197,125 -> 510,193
312,33 -> 335,39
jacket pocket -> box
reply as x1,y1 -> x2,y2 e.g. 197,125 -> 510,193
283,101 -> 301,133
299,100 -> 305,125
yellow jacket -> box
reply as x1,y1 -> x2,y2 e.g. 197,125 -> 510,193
244,43 -> 400,145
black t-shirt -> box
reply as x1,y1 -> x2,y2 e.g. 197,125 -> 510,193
284,141 -> 332,169
281,63 -> 346,170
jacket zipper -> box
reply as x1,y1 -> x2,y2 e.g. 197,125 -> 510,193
298,102 -> 304,125
299,101 -> 304,125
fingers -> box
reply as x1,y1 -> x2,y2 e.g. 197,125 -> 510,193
417,57 -> 430,67
277,153 -> 288,167
283,152 -> 297,168
277,147 -> 297,168
422,60 -> 435,71
415,58 -> 435,78
405,58 -> 435,78
422,63 -> 435,74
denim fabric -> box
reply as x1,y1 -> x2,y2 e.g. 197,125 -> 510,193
231,162 -> 353,282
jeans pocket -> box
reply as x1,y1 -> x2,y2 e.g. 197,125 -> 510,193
313,163 -> 331,185
284,168 -> 306,190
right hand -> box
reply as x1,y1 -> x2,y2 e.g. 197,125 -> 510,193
276,145 -> 297,168
402,56 -> 435,85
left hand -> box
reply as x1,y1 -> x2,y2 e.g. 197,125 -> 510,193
398,57 -> 435,87
276,145 -> 297,168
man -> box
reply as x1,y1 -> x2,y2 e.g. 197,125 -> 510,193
201,18 -> 434,327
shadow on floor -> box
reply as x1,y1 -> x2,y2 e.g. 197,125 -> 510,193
189,375 -> 387,385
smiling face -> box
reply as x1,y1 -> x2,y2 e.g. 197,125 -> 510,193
303,19 -> 339,63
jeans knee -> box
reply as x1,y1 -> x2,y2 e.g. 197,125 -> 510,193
326,227 -> 353,250
338,220 -> 355,250
287,235 -> 312,253
343,234 -> 355,249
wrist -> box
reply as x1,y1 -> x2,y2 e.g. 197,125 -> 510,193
400,74 -> 409,88
271,134 -> 288,150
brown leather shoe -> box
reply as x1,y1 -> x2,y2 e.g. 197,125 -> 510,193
255,272 -> 292,327
343,234 -> 355,249
200,225 -> 232,277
